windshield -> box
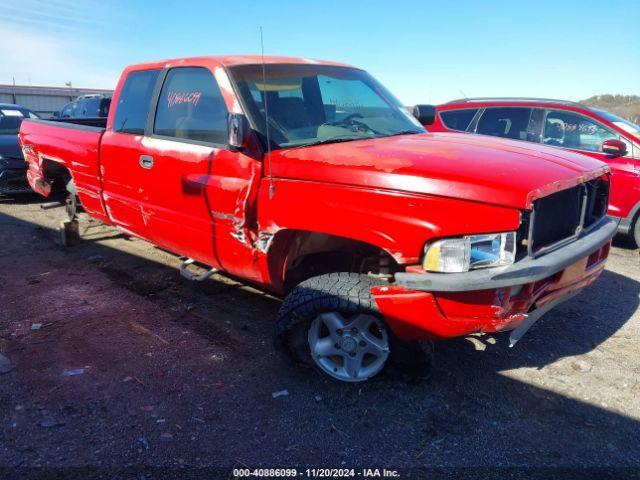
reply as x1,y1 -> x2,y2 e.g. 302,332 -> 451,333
0,107 -> 39,135
229,64 -> 424,149
592,108 -> 640,138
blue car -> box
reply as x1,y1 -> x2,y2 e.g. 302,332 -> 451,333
0,104 -> 39,195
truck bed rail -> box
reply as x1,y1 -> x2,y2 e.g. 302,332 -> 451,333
29,117 -> 106,131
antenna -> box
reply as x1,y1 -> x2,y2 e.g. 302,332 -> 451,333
458,89 -> 468,99
260,27 -> 275,199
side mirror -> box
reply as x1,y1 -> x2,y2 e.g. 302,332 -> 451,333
228,113 -> 249,151
601,139 -> 627,157
412,104 -> 437,126
52,111 -> 60,118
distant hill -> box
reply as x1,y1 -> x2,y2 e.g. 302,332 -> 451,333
580,94 -> 640,124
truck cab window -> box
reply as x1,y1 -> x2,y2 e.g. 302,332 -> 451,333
439,108 -> 478,131
230,64 -> 423,149
476,107 -> 533,140
113,69 -> 161,134
153,67 -> 228,145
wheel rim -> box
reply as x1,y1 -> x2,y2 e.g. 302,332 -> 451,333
308,312 -> 390,382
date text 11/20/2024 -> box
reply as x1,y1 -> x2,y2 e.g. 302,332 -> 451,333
232,468 -> 400,478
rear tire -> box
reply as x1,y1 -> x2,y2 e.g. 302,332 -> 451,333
274,272 -> 432,382
633,216 -> 640,249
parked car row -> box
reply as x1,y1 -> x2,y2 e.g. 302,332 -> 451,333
14,55 -> 622,383
0,94 -> 112,197
0,104 -> 40,195
8,83 -> 640,251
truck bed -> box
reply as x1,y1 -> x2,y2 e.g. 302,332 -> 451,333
48,117 -> 108,129
19,118 -> 109,222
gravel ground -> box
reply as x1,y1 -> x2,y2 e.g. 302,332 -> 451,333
0,194 -> 639,479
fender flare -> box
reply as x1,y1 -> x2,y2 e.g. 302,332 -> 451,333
618,200 -> 640,235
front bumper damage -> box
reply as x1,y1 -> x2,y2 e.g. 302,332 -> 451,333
372,217 -> 617,343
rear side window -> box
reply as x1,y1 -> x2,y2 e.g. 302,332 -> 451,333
476,107 -> 533,140
439,108 -> 478,131
113,69 -> 161,134
153,67 -> 228,144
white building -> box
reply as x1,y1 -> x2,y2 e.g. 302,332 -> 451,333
0,84 -> 113,118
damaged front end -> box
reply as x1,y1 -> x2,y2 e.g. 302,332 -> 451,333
372,191 -> 617,343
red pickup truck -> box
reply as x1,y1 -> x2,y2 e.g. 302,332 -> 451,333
19,56 -> 616,382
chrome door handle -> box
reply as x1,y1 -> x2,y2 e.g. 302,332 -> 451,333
139,155 -> 154,169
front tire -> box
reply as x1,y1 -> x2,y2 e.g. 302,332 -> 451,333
275,272 -> 431,382
633,215 -> 640,249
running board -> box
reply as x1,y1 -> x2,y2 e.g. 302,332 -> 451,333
179,258 -> 218,282
508,291 -> 580,348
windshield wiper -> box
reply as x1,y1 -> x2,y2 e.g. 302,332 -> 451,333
384,130 -> 424,138
293,135 -> 374,148
288,129 -> 423,149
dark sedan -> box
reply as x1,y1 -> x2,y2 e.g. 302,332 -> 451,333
0,104 -> 39,195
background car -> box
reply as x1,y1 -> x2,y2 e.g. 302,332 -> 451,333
55,94 -> 111,119
424,98 -> 640,245
0,103 -> 39,195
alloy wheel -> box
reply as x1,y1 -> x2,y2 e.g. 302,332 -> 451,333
308,312 -> 390,382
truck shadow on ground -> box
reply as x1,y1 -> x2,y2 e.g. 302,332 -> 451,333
0,192 -> 59,205
1,206 -> 639,468
439,268 -> 639,370
612,234 -> 638,250
3,201 -> 638,377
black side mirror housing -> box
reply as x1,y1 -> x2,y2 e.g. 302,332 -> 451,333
228,113 -> 250,151
412,105 -> 436,126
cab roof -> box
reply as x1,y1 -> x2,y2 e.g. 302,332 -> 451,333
127,55 -> 355,71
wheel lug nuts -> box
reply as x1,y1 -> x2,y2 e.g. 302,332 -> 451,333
335,343 -> 340,349
351,328 -> 358,333
336,329 -> 343,335
359,341 -> 366,347
349,352 -> 356,357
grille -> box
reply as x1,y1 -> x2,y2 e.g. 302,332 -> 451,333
527,178 -> 609,256
584,178 -> 609,227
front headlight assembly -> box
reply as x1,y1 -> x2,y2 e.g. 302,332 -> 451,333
423,232 -> 516,273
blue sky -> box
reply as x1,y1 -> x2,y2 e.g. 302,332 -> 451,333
2,0 -> 639,104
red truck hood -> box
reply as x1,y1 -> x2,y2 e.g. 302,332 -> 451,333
270,132 -> 609,209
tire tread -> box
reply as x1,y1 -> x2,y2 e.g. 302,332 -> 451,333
274,272 -> 384,361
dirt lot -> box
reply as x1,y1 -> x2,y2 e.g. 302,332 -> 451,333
1,194 -> 639,479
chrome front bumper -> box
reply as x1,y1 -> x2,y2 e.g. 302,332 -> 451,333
395,216 -> 617,293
